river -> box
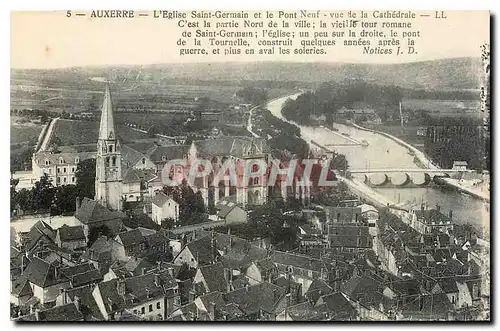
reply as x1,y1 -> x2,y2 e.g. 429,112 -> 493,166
266,94 -> 490,232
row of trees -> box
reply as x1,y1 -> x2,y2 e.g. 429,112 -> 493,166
282,80 -> 404,125
215,198 -> 307,250
162,181 -> 207,227
236,86 -> 268,105
11,159 -> 96,216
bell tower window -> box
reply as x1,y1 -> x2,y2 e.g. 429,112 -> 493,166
112,156 -> 117,166
109,145 -> 114,153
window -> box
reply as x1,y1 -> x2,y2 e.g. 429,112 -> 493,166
59,158 -> 64,164
112,157 -> 116,167
156,302 -> 161,310
63,167 -> 67,173
49,169 -> 52,174
109,145 -> 114,153
141,307 -> 145,314
133,309 -> 137,314
63,177 -> 67,183
57,168 -> 60,174
142,158 -> 146,165
149,304 -> 153,312
162,155 -> 166,161
45,159 -> 50,166
72,177 -> 75,183
75,157 -> 79,164
72,167 -> 75,173
106,157 -> 110,167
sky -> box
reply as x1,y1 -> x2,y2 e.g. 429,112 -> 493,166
11,10 -> 490,69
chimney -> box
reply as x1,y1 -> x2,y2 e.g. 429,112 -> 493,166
76,197 -> 82,212
436,204 -> 441,212
60,288 -> 67,305
154,274 -> 161,287
30,304 -> 34,314
208,301 -> 216,320
188,289 -> 195,303
286,293 -> 291,307
273,289 -> 279,302
117,279 -> 126,296
21,255 -> 25,275
449,210 -> 453,220
54,266 -> 58,280
74,295 -> 80,311
142,267 -> 146,275
34,309 -> 40,321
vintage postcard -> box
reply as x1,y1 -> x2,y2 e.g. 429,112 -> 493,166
10,10 -> 490,322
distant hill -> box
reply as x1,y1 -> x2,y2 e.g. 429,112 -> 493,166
11,57 -> 483,91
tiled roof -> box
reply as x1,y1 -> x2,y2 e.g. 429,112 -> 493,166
16,303 -> 83,322
223,282 -> 286,315
196,262 -> 228,293
193,136 -> 269,158
116,229 -> 144,248
415,209 -> 452,225
438,279 -> 459,294
23,256 -> 66,288
147,145 -> 190,163
95,270 -> 176,315
75,197 -> 125,224
152,192 -> 177,207
270,251 -> 326,273
283,301 -> 329,321
11,276 -> 33,297
57,225 -> 85,242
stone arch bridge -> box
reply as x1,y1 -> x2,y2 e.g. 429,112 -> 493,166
348,168 -> 475,188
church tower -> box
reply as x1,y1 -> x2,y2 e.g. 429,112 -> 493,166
95,84 -> 123,211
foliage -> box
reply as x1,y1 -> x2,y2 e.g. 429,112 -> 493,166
87,225 -> 113,247
236,87 -> 268,105
216,199 -> 307,249
163,180 -> 206,226
282,80 -> 403,124
75,158 -> 96,199
11,174 -> 80,216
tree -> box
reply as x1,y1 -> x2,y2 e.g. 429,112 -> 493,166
236,87 -> 268,105
10,178 -> 19,213
87,225 -> 112,247
75,158 -> 96,199
52,185 -> 78,215
30,174 -> 55,212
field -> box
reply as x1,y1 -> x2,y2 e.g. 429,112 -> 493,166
10,125 -> 43,145
402,99 -> 481,114
51,119 -> 151,146
11,69 -> 296,114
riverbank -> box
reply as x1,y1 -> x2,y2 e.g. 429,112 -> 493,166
348,121 -> 438,169
348,121 -> 490,203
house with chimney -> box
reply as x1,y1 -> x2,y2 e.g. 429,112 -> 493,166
407,205 -> 454,235
14,302 -> 84,322
55,225 -> 87,251
74,197 -> 125,238
92,269 -> 179,321
192,262 -> 229,294
21,256 -> 71,304
151,192 -> 179,225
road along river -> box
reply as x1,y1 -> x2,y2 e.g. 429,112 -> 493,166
266,94 -> 489,232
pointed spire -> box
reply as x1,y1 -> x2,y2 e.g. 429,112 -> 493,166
99,83 -> 116,140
